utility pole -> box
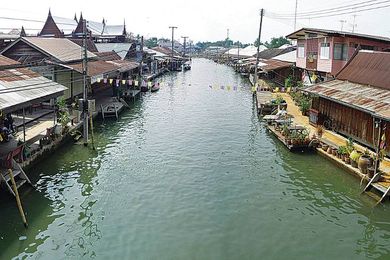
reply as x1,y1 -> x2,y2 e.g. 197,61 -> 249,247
294,0 -> 298,31
82,19 -> 89,146
181,36 -> 188,58
169,26 -> 177,70
254,8 -> 264,89
189,41 -> 192,60
237,42 -> 240,61
138,36 -> 144,77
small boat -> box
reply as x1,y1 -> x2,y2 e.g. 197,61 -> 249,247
140,86 -> 149,92
140,80 -> 151,92
151,83 -> 160,92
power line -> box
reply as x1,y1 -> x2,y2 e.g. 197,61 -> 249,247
267,0 -> 387,18
266,3 -> 390,20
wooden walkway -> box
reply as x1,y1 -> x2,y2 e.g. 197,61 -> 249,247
274,92 -> 390,201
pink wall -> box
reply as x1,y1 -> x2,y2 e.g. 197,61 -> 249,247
297,35 -> 390,75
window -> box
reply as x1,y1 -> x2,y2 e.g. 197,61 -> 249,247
298,44 -> 305,58
320,43 -> 330,59
333,43 -> 347,60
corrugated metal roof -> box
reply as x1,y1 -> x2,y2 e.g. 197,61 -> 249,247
0,55 -> 20,67
336,50 -> 390,90
287,27 -> 390,43
224,45 -> 263,57
95,43 -> 132,59
305,79 -> 390,120
52,16 -> 78,35
20,37 -> 96,62
93,51 -> 122,61
0,68 -> 67,113
106,60 -> 139,72
63,60 -> 119,77
260,59 -> 293,71
253,48 -> 295,60
63,60 -> 138,77
151,46 -> 181,56
272,50 -> 296,63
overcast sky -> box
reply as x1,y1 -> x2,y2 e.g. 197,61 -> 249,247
1,0 -> 389,44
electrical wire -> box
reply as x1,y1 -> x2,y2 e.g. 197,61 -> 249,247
266,1 -> 390,20
267,0 -> 386,17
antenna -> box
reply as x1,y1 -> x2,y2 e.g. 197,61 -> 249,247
339,19 -> 347,31
351,14 -> 358,33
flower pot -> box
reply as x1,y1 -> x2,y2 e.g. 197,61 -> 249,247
358,155 -> 371,175
351,160 -> 358,168
367,167 -> 375,178
327,147 -> 333,154
322,144 -> 329,151
332,148 -> 337,156
345,157 -> 351,164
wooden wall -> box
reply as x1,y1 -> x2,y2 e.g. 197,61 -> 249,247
315,97 -> 390,153
2,42 -> 48,64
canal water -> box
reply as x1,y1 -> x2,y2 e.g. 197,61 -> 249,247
1,58 -> 390,259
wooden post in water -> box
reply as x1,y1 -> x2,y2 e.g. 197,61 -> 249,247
8,169 -> 28,228
89,114 -> 95,150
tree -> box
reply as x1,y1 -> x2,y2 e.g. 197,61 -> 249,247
254,37 -> 264,48
264,36 -> 291,48
145,37 -> 158,48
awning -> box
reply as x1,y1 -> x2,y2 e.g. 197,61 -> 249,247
0,68 -> 67,113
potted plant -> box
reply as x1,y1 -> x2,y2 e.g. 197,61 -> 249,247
322,143 -> 329,151
350,150 -> 361,168
358,149 -> 372,174
338,146 -> 347,160
57,97 -> 70,135
316,125 -> 324,138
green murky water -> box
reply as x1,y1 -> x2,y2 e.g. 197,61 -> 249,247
1,59 -> 389,259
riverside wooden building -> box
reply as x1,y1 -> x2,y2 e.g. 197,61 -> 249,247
306,50 -> 390,155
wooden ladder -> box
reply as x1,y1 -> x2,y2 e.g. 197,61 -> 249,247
363,173 -> 390,204
0,159 -> 32,196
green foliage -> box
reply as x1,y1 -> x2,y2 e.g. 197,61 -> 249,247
350,150 -> 361,162
284,76 -> 293,88
345,138 -> 355,154
275,95 -> 284,105
262,36 -> 291,49
254,37 -> 264,48
145,37 -> 158,48
338,146 -> 348,155
57,97 -> 70,128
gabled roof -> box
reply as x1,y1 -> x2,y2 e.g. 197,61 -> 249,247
95,43 -> 132,59
336,50 -> 390,90
287,27 -> 390,44
93,51 -> 122,61
1,37 -> 96,63
74,15 -> 126,37
0,68 -> 67,113
39,10 -> 63,38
